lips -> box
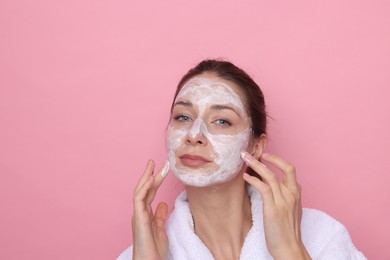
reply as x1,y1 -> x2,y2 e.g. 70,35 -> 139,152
179,154 -> 211,167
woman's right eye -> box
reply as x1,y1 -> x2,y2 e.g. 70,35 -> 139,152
174,114 -> 192,122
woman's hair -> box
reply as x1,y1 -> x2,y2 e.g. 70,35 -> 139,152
171,59 -> 267,178
172,59 -> 267,137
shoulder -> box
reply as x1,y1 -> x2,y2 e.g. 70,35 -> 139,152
301,208 -> 366,259
301,208 -> 345,248
116,246 -> 133,260
301,208 -> 344,233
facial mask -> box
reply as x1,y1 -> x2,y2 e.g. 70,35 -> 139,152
166,77 -> 252,187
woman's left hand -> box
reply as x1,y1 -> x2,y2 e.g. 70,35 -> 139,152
241,152 -> 311,260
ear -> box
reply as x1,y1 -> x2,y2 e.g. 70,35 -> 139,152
250,134 -> 267,159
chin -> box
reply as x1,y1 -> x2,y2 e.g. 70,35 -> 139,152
174,169 -> 239,188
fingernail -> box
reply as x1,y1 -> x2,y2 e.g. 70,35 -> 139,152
241,151 -> 251,164
160,160 -> 170,178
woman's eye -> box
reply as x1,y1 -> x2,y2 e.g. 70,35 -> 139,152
214,118 -> 232,127
174,115 -> 192,122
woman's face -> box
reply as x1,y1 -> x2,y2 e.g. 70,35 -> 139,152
166,74 -> 252,187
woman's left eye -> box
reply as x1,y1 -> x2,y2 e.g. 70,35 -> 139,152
214,118 -> 232,127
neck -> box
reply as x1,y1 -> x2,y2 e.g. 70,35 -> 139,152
185,174 -> 252,259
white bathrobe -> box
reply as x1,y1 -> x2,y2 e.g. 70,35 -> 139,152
117,186 -> 366,259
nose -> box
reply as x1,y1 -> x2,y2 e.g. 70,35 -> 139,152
185,118 -> 208,146
186,133 -> 207,146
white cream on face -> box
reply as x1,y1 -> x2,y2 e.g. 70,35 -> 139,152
166,77 -> 252,187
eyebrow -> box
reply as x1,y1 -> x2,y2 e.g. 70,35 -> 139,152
210,104 -> 242,118
173,101 -> 243,118
173,100 -> 193,107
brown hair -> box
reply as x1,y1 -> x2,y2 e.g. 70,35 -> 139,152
171,59 -> 267,177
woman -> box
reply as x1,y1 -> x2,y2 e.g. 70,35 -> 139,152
118,60 -> 365,259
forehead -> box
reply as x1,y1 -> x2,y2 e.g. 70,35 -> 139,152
176,76 -> 247,109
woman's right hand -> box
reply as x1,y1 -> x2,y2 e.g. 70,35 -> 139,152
132,160 -> 170,260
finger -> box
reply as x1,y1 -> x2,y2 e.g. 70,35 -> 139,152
261,153 -> 299,191
241,151 -> 284,201
243,172 -> 274,205
154,202 -> 168,230
145,161 -> 170,205
134,160 -> 155,194
153,202 -> 168,240
153,202 -> 169,258
133,175 -> 154,212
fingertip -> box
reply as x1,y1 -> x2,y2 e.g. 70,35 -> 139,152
241,151 -> 253,166
160,160 -> 170,178
261,152 -> 270,159
157,201 -> 168,213
143,160 -> 156,175
155,202 -> 169,226
147,159 -> 155,167
243,172 -> 255,184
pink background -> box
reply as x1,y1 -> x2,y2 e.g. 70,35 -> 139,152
1,0 -> 389,259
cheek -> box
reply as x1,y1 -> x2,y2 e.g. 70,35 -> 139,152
166,128 -> 186,153
209,130 -> 251,162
